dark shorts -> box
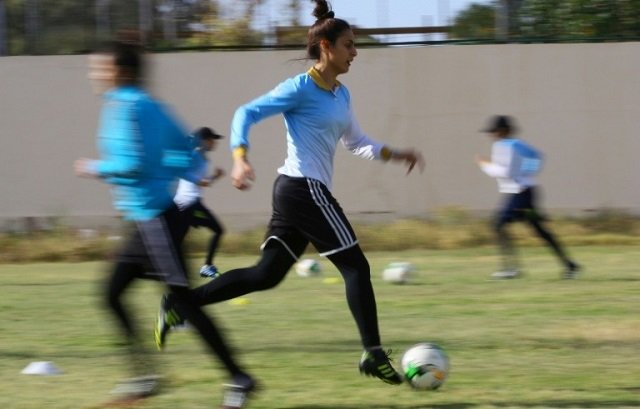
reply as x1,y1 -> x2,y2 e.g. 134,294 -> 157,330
116,204 -> 189,287
182,199 -> 221,230
497,186 -> 544,224
263,175 -> 358,259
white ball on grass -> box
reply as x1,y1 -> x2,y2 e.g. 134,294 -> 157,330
401,343 -> 450,390
295,258 -> 322,277
382,262 -> 414,284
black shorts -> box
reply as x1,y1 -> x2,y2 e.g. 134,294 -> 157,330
183,199 -> 221,230
497,186 -> 544,224
263,175 -> 358,259
115,204 -> 189,287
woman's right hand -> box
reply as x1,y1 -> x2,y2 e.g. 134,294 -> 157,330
231,157 -> 255,190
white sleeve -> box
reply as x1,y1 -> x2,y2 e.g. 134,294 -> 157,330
340,110 -> 385,160
480,142 -> 515,178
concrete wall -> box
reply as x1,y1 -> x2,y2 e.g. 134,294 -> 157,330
1,43 -> 639,231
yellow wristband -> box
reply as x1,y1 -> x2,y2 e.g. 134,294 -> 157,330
232,146 -> 247,160
380,146 -> 393,161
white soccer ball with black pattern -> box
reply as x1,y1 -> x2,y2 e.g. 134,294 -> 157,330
401,343 -> 449,390
295,258 -> 321,277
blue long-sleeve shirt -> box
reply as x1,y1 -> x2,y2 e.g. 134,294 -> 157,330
230,68 -> 386,190
92,86 -> 194,221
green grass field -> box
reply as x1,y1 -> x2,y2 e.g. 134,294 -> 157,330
1,246 -> 639,409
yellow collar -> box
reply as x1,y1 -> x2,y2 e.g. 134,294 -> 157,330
307,67 -> 340,92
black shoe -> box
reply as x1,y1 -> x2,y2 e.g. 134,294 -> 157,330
563,262 -> 581,279
359,348 -> 403,385
154,294 -> 184,350
220,373 -> 257,409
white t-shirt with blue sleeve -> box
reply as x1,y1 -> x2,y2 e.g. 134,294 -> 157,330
480,137 -> 543,194
174,149 -> 209,210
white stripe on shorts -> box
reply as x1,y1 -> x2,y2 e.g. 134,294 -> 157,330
260,235 -> 299,261
306,178 -> 356,250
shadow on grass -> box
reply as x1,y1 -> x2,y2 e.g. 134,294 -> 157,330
0,350 -> 38,359
2,281 -> 82,287
282,401 -> 640,409
241,339 -> 428,354
282,405 -> 473,409
241,335 -> 640,354
607,277 -> 640,282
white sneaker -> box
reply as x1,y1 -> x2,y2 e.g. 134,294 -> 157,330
491,270 -> 520,279
110,374 -> 161,397
220,373 -> 257,409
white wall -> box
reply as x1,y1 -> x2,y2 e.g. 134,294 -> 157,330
1,43 -> 639,230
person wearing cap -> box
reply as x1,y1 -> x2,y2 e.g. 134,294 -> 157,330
476,115 -> 580,279
174,127 -> 226,279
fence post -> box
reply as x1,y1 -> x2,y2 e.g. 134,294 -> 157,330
0,0 -> 7,56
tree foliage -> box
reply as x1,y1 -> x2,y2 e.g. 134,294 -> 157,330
182,0 -> 266,48
451,0 -> 640,41
3,0 -> 272,55
451,3 -> 496,39
5,0 -> 640,55
519,0 -> 640,38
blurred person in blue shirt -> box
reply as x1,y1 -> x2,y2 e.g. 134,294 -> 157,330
476,115 -> 580,280
74,40 -> 255,408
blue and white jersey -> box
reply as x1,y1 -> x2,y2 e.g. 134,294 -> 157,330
230,68 -> 385,190
480,137 -> 543,194
93,86 -> 194,221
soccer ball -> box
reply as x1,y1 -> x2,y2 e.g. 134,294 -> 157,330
382,262 -> 413,284
401,343 -> 449,390
295,258 -> 321,277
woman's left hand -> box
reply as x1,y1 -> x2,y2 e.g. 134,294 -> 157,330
390,149 -> 425,174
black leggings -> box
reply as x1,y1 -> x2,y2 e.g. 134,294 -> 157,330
105,261 -> 243,376
494,215 -> 571,271
189,241 -> 382,348
185,201 -> 225,265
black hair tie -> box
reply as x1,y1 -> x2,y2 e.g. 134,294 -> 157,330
321,10 -> 335,19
